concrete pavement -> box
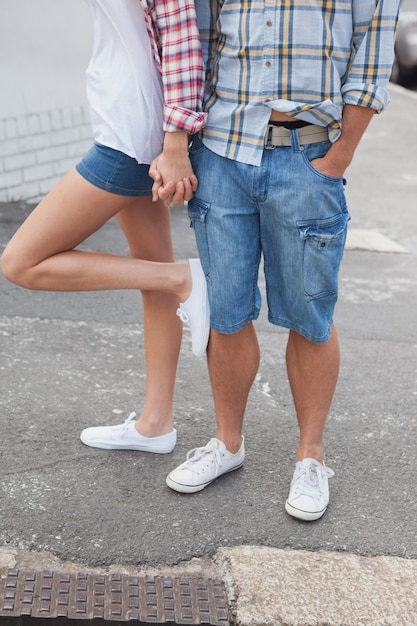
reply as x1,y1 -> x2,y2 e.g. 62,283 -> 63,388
0,84 -> 416,625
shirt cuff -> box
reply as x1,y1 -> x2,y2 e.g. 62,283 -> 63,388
341,83 -> 390,114
163,106 -> 208,134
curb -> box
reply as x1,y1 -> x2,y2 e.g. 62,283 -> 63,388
1,547 -> 417,625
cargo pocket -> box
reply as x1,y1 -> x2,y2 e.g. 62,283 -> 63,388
296,210 -> 350,301
188,197 -> 211,267
188,197 -> 210,227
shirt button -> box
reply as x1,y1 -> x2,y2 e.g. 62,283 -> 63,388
266,20 -> 272,26
265,61 -> 271,68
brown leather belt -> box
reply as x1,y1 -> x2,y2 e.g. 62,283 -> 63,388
264,123 -> 329,148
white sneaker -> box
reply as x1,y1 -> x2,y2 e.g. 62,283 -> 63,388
166,437 -> 244,493
285,458 -> 334,521
80,412 -> 176,454
176,258 -> 210,358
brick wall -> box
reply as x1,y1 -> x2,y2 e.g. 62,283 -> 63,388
0,105 -> 93,203
0,0 -> 93,203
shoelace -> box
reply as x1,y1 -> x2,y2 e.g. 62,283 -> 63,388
111,412 -> 136,431
293,463 -> 334,499
176,306 -> 191,326
182,442 -> 223,475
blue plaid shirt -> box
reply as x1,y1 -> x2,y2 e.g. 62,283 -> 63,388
195,0 -> 399,165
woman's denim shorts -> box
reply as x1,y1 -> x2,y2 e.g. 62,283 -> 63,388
76,142 -> 153,197
188,132 -> 350,344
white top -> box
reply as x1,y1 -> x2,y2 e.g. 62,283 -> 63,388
85,0 -> 164,164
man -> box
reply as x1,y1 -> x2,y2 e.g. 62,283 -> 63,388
165,0 -> 399,521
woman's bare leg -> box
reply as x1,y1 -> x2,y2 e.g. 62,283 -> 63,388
116,199 -> 182,437
1,169 -> 212,440
1,168 -> 191,299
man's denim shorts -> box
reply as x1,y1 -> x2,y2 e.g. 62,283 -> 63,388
188,132 -> 350,344
76,142 -> 153,197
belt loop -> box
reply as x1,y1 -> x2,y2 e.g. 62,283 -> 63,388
264,124 -> 276,150
289,128 -> 301,152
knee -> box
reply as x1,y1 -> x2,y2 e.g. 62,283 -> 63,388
1,243 -> 31,288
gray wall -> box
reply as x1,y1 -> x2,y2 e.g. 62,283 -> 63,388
0,0 -> 94,201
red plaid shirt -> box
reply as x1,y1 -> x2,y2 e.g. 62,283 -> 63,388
140,0 -> 207,134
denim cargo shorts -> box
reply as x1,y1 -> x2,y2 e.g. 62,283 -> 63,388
188,131 -> 350,344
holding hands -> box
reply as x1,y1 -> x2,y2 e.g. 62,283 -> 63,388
149,130 -> 198,207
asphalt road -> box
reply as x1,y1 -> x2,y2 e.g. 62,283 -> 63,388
0,85 -> 416,571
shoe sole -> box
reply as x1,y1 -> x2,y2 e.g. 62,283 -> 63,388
80,436 -> 175,454
196,280 -> 210,357
285,500 -> 327,521
166,462 -> 243,494
189,259 -> 210,358
193,321 -> 210,358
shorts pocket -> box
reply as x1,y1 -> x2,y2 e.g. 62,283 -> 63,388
297,210 -> 350,301
187,197 -> 211,279
188,134 -> 207,157
188,197 -> 210,225
301,143 -> 344,183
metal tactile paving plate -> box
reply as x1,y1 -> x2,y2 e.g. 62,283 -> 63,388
0,569 -> 230,624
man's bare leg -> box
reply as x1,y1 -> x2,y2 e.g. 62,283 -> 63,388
285,326 -> 340,463
165,322 -> 260,492
208,323 -> 260,453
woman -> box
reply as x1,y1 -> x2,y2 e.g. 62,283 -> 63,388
1,0 -> 209,454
